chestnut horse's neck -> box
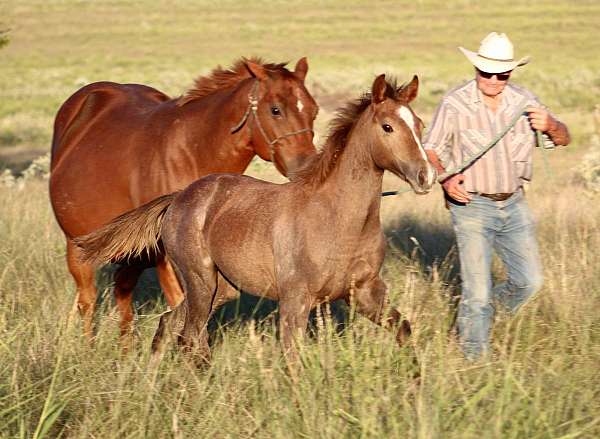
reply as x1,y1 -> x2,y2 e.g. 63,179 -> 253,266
168,79 -> 258,175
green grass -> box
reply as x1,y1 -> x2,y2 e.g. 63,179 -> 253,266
1,0 -> 600,155
1,1 -> 600,437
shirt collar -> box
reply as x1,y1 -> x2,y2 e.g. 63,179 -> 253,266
469,80 -> 480,105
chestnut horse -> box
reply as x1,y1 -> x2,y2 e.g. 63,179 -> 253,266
75,74 -> 437,361
50,58 -> 318,339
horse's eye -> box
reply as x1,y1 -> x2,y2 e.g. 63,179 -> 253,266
271,106 -> 281,116
382,124 -> 393,133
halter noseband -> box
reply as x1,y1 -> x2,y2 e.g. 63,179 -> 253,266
230,80 -> 314,161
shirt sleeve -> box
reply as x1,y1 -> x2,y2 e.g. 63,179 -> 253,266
423,99 -> 455,165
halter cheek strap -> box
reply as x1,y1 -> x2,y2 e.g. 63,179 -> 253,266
230,80 -> 314,156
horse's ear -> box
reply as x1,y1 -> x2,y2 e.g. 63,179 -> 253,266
371,74 -> 387,104
245,60 -> 268,80
397,75 -> 419,103
294,57 -> 309,82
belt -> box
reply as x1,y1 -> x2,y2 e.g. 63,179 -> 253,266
477,192 -> 514,202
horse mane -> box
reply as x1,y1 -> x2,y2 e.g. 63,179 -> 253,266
177,57 -> 289,106
291,77 -> 400,186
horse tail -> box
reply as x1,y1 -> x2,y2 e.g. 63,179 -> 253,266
74,191 -> 180,266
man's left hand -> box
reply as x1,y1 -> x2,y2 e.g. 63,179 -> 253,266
526,106 -> 557,132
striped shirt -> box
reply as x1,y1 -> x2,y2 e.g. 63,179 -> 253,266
423,79 -> 555,194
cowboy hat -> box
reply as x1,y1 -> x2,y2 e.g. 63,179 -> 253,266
459,32 -> 530,74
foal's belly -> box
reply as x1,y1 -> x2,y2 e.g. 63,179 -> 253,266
216,258 -> 352,304
207,223 -> 280,300
217,265 -> 280,301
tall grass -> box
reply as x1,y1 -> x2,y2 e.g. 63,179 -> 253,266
0,177 -> 598,438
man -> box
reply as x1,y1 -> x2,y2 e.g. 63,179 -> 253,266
424,32 -> 570,360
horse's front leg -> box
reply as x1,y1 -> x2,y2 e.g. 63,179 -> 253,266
278,292 -> 312,366
346,275 -> 411,346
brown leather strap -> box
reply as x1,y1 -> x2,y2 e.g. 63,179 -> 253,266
478,192 -> 514,201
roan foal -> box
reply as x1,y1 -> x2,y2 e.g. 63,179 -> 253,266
76,74 -> 437,362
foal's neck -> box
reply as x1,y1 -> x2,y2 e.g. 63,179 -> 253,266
320,121 -> 383,219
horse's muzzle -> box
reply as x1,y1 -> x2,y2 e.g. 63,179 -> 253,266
410,162 -> 437,194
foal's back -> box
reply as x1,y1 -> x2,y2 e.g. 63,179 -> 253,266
161,173 -> 342,299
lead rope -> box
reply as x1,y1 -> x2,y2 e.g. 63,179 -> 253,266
382,102 -> 545,197
537,129 -> 553,178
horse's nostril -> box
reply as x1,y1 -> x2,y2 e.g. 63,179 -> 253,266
418,168 -> 427,187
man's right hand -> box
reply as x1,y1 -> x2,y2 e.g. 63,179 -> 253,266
442,173 -> 472,203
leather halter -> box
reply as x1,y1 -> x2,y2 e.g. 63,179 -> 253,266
230,80 -> 314,162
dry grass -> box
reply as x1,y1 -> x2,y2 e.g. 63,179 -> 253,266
1,173 -> 599,437
1,1 -> 600,437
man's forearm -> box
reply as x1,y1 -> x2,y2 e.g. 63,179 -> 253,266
425,149 -> 446,175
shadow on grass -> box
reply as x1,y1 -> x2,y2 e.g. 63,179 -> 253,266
94,265 -> 165,316
94,265 -> 348,340
208,293 -> 350,340
384,214 -> 459,286
384,214 -> 462,332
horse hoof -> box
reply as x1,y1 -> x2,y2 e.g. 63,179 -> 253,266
189,351 -> 212,369
396,319 -> 412,346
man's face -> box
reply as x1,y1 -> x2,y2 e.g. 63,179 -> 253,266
475,68 -> 512,98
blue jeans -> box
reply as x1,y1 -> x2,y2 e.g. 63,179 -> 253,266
449,190 -> 544,360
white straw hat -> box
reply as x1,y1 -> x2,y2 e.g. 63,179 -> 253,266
459,32 -> 530,74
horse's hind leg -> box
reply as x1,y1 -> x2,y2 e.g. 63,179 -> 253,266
151,303 -> 187,361
113,263 -> 144,342
152,254 -> 218,365
179,264 -> 219,363
66,239 -> 97,340
347,276 -> 411,346
156,255 -> 184,308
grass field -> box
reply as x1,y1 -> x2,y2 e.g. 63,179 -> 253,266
1,1 -> 600,437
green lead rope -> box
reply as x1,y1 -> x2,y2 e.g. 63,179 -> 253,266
537,128 -> 552,178
382,103 -> 545,197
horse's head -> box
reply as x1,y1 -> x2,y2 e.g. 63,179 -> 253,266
366,74 -> 436,194
244,58 -> 318,177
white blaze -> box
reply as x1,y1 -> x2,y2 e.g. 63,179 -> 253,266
295,90 -> 304,113
398,106 -> 436,186
398,106 -> 427,160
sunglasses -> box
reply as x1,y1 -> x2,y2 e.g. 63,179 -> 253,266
476,69 -> 511,81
